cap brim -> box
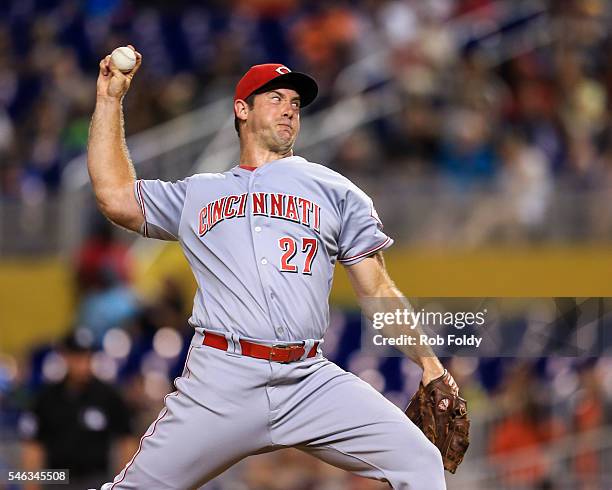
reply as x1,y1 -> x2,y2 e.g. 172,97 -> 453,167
256,72 -> 319,108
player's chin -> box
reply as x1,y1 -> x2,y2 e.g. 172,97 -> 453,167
276,127 -> 293,139
275,130 -> 295,146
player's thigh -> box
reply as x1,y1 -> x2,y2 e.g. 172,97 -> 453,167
104,346 -> 272,489
277,363 -> 445,489
299,424 -> 445,490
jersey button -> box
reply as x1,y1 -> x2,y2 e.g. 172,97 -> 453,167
261,258 -> 268,265
276,327 -> 284,335
254,226 -> 262,232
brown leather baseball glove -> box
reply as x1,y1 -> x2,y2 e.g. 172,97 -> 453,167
405,369 -> 470,473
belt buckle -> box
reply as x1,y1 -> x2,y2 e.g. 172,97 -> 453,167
270,344 -> 303,363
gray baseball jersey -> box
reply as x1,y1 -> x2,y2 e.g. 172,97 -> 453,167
134,155 -> 392,342
102,155 -> 446,490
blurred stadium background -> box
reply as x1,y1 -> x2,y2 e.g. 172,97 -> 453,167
1,0 -> 612,488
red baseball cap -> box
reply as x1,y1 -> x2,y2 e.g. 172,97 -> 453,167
234,63 -> 318,107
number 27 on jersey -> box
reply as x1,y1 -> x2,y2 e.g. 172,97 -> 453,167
278,237 -> 318,275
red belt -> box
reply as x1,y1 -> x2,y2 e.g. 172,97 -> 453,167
202,332 -> 319,363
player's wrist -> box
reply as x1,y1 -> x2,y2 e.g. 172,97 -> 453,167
96,94 -> 123,106
420,357 -> 445,386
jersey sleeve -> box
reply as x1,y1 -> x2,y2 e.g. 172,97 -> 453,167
134,178 -> 190,240
337,183 -> 393,265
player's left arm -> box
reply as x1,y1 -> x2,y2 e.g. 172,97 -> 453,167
344,251 -> 446,386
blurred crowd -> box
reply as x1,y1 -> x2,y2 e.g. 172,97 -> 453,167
1,0 -> 612,207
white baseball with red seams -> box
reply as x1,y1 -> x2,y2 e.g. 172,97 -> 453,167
110,46 -> 136,73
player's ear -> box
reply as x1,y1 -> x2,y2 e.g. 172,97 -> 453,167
234,99 -> 249,123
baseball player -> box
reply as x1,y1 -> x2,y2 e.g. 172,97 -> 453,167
89,46 -> 458,489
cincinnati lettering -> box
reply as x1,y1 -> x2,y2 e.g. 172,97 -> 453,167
198,193 -> 321,237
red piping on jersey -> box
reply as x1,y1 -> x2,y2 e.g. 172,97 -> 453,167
136,181 -> 148,237
338,237 -> 392,263
111,390 -> 179,488
239,165 -> 257,171
184,345 -> 194,378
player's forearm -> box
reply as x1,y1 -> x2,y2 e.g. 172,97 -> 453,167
347,254 -> 445,381
360,284 -> 444,378
87,96 -> 136,216
384,292 -> 445,385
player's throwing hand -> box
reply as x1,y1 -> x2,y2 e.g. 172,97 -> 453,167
97,45 -> 142,100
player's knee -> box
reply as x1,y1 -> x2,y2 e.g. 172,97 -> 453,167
402,421 -> 444,471
387,439 -> 445,489
420,439 -> 444,475
384,429 -> 446,490
408,441 -> 445,489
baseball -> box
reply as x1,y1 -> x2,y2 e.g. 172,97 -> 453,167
110,46 -> 136,73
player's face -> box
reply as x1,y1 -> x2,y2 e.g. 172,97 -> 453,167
248,88 -> 301,152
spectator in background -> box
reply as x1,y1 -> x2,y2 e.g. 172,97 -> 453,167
75,218 -> 134,291
438,106 -> 498,186
590,126 -> 612,238
333,127 -> 381,177
291,1 -> 361,86
75,263 -> 139,346
454,128 -> 551,246
511,60 -> 566,174
571,362 -> 607,489
74,217 -> 139,345
488,364 -> 565,489
19,331 -> 137,490
383,95 -> 441,174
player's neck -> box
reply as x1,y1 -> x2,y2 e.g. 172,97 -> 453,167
239,143 -> 293,168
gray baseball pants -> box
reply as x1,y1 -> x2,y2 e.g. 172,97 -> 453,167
101,332 -> 445,489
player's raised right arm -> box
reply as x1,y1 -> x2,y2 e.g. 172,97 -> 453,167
87,46 -> 143,233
